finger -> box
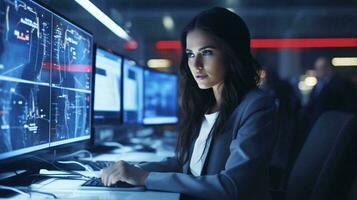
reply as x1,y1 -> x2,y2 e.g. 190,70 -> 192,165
109,161 -> 134,185
102,165 -> 118,186
99,169 -> 105,184
100,168 -> 109,186
105,161 -> 126,186
102,160 -> 126,186
107,167 -> 123,186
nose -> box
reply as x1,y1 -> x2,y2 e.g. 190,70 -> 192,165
193,54 -> 203,71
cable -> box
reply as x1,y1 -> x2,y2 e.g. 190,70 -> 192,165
30,190 -> 57,199
0,184 -> 58,199
29,173 -> 86,180
0,185 -> 30,198
56,160 -> 97,178
30,156 -> 91,179
55,149 -> 93,161
15,186 -> 58,199
101,141 -> 125,149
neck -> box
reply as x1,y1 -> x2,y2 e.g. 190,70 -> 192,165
210,82 -> 224,113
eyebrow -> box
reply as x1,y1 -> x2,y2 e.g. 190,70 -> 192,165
186,45 -> 217,52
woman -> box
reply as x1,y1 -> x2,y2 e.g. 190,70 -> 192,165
101,7 -> 276,200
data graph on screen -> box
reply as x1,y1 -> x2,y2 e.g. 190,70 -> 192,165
0,0 -> 93,159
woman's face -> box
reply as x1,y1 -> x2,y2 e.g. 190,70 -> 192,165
186,29 -> 225,89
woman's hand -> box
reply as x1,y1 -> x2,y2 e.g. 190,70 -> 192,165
100,160 -> 149,186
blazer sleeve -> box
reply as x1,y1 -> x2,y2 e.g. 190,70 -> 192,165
138,156 -> 182,173
144,94 -> 276,200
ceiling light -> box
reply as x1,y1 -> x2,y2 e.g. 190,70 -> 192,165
298,73 -> 317,92
162,15 -> 174,31
75,0 -> 131,41
331,57 -> 357,66
147,59 -> 171,68
227,8 -> 235,12
304,76 -> 317,87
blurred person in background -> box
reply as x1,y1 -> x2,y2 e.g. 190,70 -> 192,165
298,56 -> 357,156
259,66 -> 301,190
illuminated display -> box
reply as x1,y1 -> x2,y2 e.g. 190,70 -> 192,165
123,58 -> 143,124
93,48 -> 122,124
0,0 -> 93,159
143,70 -> 178,125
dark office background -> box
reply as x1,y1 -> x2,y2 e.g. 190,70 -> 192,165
37,0 -> 357,82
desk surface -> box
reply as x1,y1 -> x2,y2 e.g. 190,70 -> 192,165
91,142 -> 175,162
7,177 -> 179,200
3,151 -> 179,200
9,188 -> 179,200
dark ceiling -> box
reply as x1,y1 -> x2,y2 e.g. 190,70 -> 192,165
37,0 -> 357,70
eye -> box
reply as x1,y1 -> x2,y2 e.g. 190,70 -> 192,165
201,49 -> 213,56
186,52 -> 195,58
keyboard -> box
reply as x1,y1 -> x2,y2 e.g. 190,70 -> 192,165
56,160 -> 115,171
80,177 -> 145,191
83,160 -> 139,170
84,160 -> 115,171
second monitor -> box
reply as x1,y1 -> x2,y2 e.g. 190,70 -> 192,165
143,69 -> 178,125
122,58 -> 144,124
93,47 -> 122,125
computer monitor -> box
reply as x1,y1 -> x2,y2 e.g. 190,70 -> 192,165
93,47 -> 122,125
0,0 -> 93,161
143,69 -> 178,125
122,58 -> 144,124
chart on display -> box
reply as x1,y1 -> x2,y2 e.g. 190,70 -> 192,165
0,0 -> 93,160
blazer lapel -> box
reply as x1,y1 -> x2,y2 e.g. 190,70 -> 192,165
202,130 -> 232,174
201,116 -> 236,175
184,113 -> 236,175
183,135 -> 196,174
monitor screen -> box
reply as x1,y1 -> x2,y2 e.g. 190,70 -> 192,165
143,70 -> 178,125
0,0 -> 93,160
123,58 -> 143,124
93,48 -> 122,124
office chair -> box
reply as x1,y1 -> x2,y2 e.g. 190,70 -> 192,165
283,111 -> 357,200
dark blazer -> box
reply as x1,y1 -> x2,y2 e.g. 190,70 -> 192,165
139,88 -> 277,200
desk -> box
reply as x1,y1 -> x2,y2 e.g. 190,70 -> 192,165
7,177 -> 179,200
3,151 -> 179,199
93,151 -> 174,162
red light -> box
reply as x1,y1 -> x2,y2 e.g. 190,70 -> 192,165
156,40 -> 181,49
42,62 -> 92,72
251,38 -> 357,48
124,40 -> 138,50
155,38 -> 357,50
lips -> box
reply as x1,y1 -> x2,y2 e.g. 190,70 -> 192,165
195,74 -> 208,79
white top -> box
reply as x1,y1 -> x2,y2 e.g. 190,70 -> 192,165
189,112 -> 219,176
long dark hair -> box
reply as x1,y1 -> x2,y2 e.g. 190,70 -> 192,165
177,7 -> 261,164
